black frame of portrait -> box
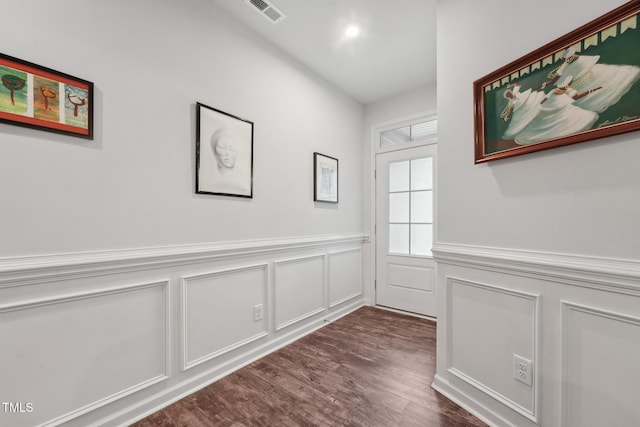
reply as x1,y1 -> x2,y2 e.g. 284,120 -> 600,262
313,152 -> 339,203
0,52 -> 94,140
474,1 -> 640,163
196,102 -> 254,198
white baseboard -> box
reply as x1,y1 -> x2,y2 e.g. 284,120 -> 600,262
432,374 -> 514,427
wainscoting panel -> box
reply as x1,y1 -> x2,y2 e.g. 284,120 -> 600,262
328,248 -> 362,307
0,234 -> 366,427
181,264 -> 268,370
0,281 -> 169,427
274,254 -> 326,331
433,243 -> 640,427
561,302 -> 640,427
446,278 -> 539,421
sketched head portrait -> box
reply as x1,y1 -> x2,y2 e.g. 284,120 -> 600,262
211,128 -> 237,171
196,103 -> 254,198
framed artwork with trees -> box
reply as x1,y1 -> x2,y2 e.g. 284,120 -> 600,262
0,52 -> 93,140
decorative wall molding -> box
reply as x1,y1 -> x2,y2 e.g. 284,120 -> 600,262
329,293 -> 362,308
181,264 -> 269,371
560,301 -> 640,427
0,233 -> 366,288
431,374 -> 514,427
434,243 -> 640,295
446,368 -> 536,425
275,307 -> 326,332
0,280 -> 170,427
327,248 -> 363,308
327,247 -> 362,259
0,280 -> 168,315
274,254 -> 326,331
445,277 -> 540,423
0,235 -> 367,426
273,253 -> 327,267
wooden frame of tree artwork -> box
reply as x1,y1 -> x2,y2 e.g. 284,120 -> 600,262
0,53 -> 93,140
474,1 -> 640,163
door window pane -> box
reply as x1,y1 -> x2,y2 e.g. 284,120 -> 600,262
411,224 -> 433,257
411,157 -> 433,190
410,191 -> 433,223
389,192 -> 410,223
389,161 -> 410,192
389,224 -> 410,255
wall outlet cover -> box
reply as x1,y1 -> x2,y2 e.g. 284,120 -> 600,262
513,354 -> 533,387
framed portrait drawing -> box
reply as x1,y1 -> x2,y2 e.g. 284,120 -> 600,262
313,152 -> 338,203
196,102 -> 254,198
474,1 -> 640,163
0,52 -> 93,139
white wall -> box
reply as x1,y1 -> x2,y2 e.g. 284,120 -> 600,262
436,0 -> 640,259
434,1 -> 640,426
0,0 -> 363,257
0,1 -> 366,425
361,84 -> 437,302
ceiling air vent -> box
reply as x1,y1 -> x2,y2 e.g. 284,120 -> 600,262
244,0 -> 286,24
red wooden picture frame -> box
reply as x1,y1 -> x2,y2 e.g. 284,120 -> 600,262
474,1 -> 640,163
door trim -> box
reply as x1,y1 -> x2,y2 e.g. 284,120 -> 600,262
367,110 -> 438,313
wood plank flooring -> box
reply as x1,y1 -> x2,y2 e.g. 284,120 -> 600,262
132,306 -> 486,426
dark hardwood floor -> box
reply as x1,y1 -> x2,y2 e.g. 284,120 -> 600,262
132,306 -> 486,427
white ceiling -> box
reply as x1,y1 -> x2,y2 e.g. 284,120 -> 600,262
209,0 -> 437,105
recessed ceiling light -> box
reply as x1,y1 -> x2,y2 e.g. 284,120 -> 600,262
345,24 -> 361,38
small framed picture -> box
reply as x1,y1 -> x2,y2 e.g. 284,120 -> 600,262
0,52 -> 93,139
313,152 -> 338,203
196,102 -> 254,198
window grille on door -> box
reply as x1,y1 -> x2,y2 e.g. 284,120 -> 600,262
388,157 -> 433,256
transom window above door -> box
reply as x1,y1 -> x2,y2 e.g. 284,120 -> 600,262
380,119 -> 438,148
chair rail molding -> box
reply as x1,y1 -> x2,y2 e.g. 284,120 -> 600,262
433,243 -> 640,295
0,233 -> 367,288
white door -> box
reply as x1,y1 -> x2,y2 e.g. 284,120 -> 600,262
375,144 -> 436,317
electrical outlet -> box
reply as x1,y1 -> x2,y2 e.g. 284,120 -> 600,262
513,354 -> 533,387
253,304 -> 263,322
